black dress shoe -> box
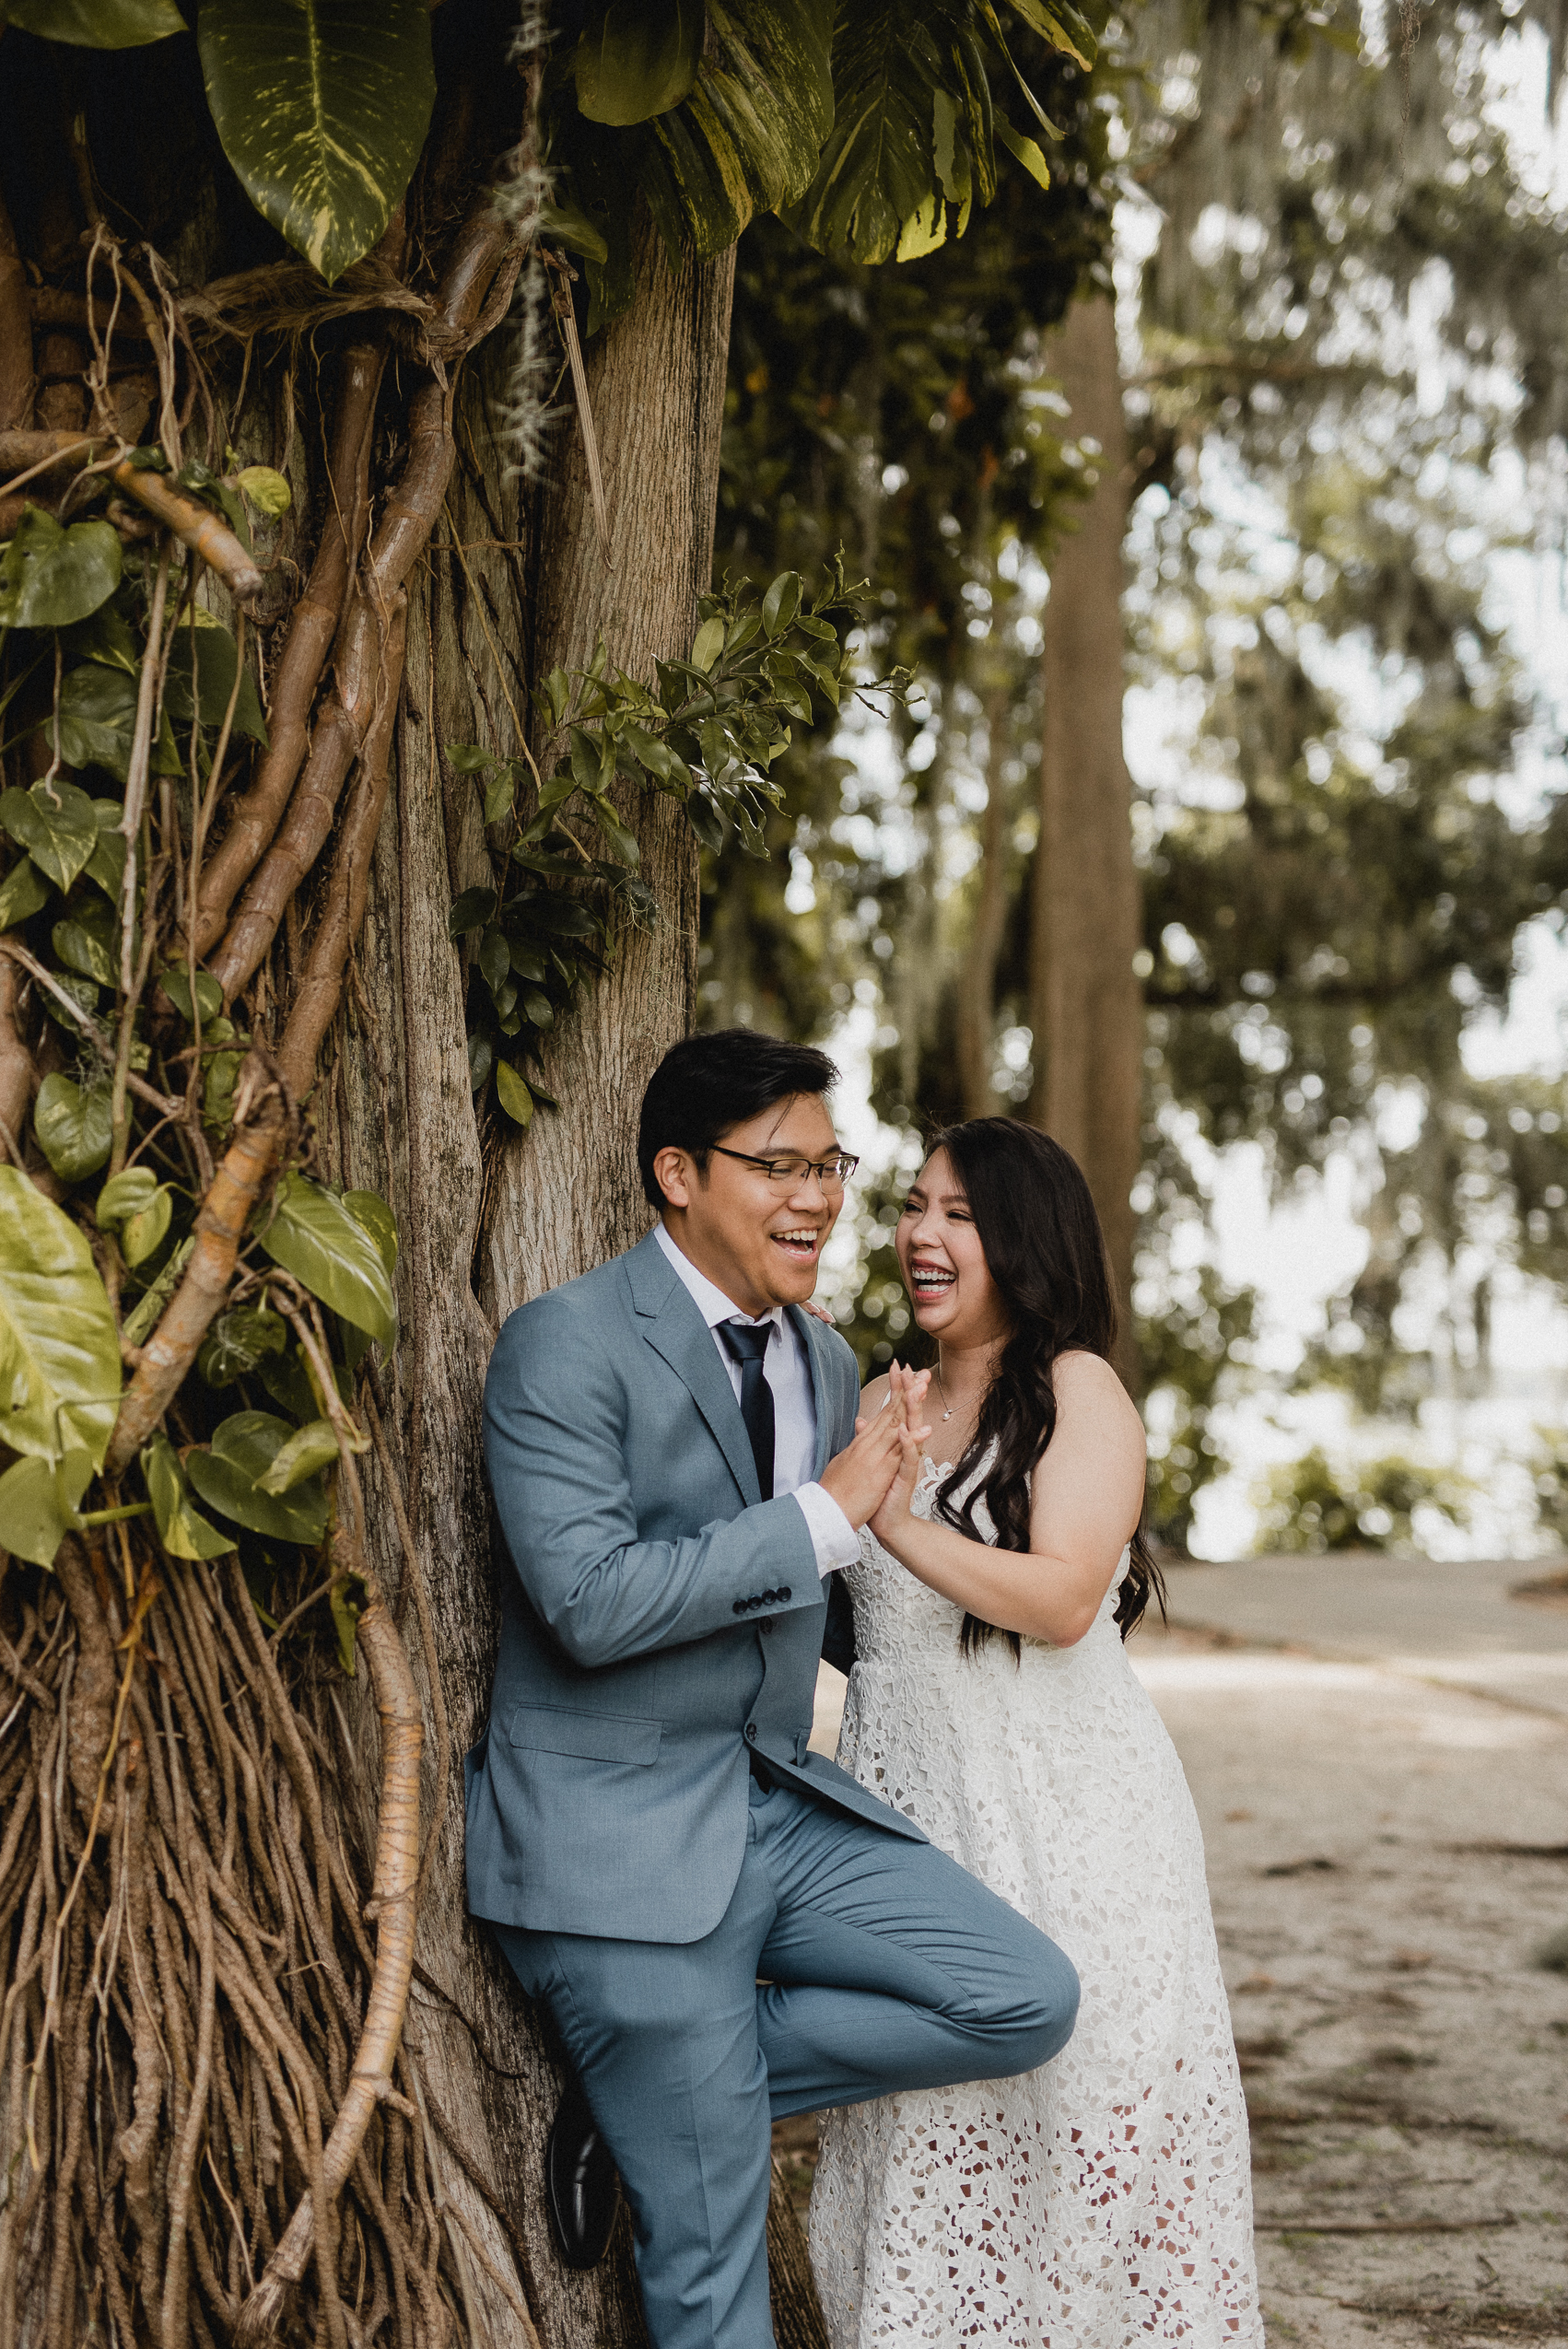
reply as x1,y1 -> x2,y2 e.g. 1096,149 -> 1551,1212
545,2085 -> 621,2269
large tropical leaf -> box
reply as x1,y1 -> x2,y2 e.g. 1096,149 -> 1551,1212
567,0 -> 833,321
576,0 -> 705,126
785,2 -> 997,264
197,0 -> 437,285
0,1165 -> 121,1478
186,1410 -> 329,1544
0,0 -> 184,46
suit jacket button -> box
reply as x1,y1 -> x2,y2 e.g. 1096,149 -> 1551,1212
778,1585 -> 791,1601
732,1600 -> 746,1615
760,1619 -> 772,1636
744,1723 -> 757,1742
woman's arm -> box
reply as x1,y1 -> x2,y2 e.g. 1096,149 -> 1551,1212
868,1354 -> 1146,1647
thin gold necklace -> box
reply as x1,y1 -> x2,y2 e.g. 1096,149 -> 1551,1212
934,1361 -> 954,1422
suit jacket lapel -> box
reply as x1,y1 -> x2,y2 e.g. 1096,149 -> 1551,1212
626,1231 -> 760,1506
786,1303 -> 834,1479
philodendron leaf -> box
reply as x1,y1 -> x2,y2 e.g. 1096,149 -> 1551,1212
257,1415 -> 359,1494
0,779 -> 99,894
575,0 -> 704,125
0,1452 -> 91,1570
0,0 -> 186,41
197,0 -> 437,284
0,1167 -> 120,1476
257,1171 -> 396,1345
34,1072 -> 112,1185
164,624 -> 269,746
144,1433 -> 233,1560
0,509 -> 122,629
186,1409 -> 329,1543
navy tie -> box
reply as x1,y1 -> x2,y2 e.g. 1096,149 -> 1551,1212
720,1320 -> 776,1502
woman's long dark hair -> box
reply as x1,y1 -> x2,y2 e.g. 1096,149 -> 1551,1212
919,1117 -> 1164,1656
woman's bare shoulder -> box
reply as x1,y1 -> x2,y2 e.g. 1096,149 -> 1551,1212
1052,1349 -> 1144,1426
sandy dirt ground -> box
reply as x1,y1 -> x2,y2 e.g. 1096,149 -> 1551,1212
781,1563 -> 1568,2346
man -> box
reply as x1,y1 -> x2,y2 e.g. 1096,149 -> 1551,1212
464,1029 -> 1079,2349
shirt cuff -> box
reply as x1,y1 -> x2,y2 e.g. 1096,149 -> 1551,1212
793,1482 -> 860,1578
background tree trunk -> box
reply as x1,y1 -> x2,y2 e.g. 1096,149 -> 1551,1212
1026,297 -> 1142,1373
954,685 -> 1012,1119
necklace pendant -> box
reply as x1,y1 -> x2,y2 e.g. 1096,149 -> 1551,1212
941,1408 -> 953,1421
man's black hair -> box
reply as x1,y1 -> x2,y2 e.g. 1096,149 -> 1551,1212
638,1028 -> 839,1208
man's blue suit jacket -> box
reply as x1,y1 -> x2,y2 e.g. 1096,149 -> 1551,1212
464,1227 -> 923,1946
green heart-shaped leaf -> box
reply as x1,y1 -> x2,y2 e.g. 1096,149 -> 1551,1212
34,1072 -> 112,1185
0,779 -> 99,893
186,1408 -> 329,1542
0,856 -> 50,929
257,1416 -> 345,1493
96,1165 -> 159,1229
0,510 -> 122,629
257,1171 -> 396,1345
196,1307 -> 288,1387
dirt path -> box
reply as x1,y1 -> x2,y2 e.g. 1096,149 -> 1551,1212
1139,1622 -> 1568,2348
789,1582 -> 1568,2345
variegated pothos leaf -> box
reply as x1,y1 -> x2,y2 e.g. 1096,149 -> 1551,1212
197,0 -> 436,285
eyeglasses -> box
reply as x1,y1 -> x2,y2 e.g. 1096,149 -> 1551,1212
708,1144 -> 860,1190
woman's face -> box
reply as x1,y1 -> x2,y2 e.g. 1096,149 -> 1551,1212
895,1149 -> 1011,1350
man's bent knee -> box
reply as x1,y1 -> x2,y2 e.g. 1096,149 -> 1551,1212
979,1934 -> 1081,2074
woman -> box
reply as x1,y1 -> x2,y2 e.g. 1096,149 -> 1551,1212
809,1118 -> 1261,2348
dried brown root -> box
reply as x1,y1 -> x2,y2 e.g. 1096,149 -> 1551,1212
103,1068 -> 293,1478
186,338 -> 388,959
277,594 -> 408,1096
233,1317 -> 424,2346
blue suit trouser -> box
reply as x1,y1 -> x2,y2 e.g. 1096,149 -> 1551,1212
495,1774 -> 1080,2349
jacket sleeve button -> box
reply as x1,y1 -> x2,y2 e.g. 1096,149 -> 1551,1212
778,1585 -> 791,1601
744,1723 -> 758,1743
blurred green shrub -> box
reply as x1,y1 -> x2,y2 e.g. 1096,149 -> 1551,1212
1251,1447 -> 1469,1555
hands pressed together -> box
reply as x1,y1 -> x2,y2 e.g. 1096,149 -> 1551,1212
819,1363 -> 932,1533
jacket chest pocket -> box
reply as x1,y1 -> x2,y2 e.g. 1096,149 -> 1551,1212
508,1703 -> 661,1766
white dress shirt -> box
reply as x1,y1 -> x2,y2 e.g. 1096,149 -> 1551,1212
653,1221 -> 859,1578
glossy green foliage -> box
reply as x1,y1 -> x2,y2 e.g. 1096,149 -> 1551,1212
453,563 -> 897,1127
575,0 -> 705,124
257,1174 -> 398,1347
0,510 -> 122,631
196,0 -> 435,282
0,1166 -> 121,1481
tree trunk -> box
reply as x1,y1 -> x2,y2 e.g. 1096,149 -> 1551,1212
954,685 -> 1012,1120
478,213 -> 732,1309
322,213 -> 826,2348
1026,297 -> 1142,1368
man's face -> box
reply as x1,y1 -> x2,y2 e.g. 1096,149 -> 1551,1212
654,1093 -> 846,1317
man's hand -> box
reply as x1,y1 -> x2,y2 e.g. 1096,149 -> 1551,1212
820,1370 -> 932,1529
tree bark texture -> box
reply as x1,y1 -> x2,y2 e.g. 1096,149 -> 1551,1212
1026,298 -> 1142,1363
479,213 -> 735,1312
955,686 -> 1012,1121
313,216 -> 825,2349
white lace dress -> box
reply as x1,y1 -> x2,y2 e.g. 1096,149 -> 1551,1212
808,1455 -> 1262,2348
